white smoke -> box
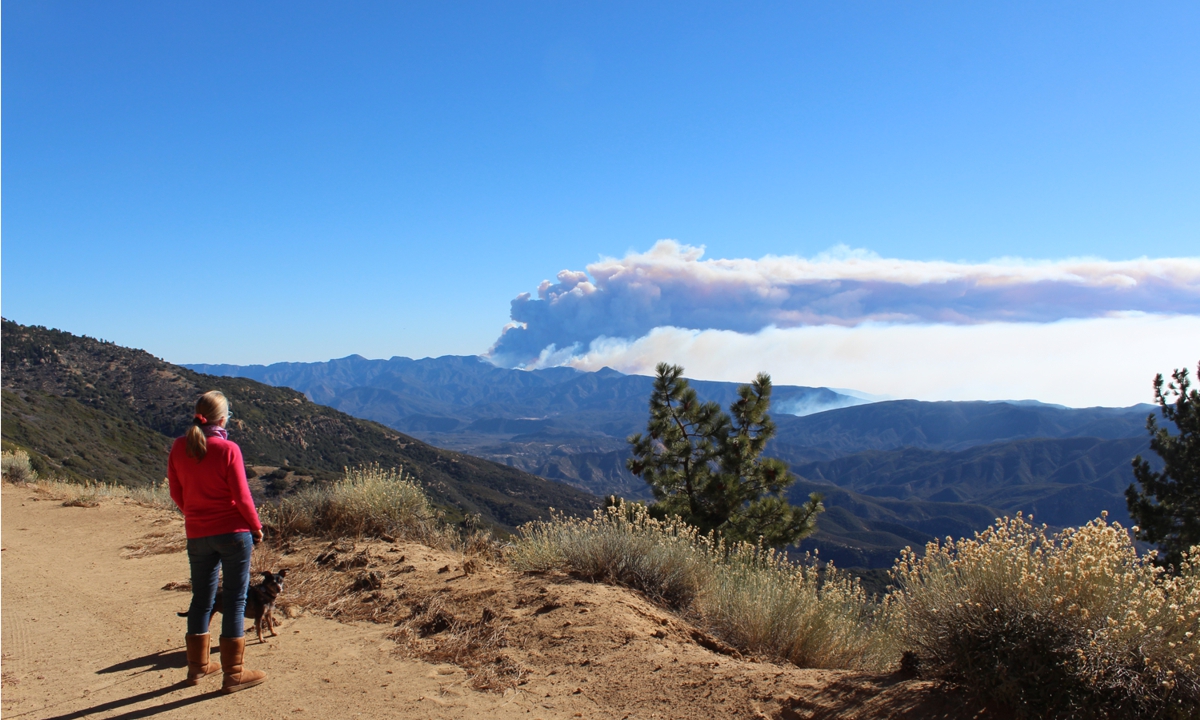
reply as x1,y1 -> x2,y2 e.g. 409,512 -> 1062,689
488,241 -> 1200,369
531,314 -> 1200,408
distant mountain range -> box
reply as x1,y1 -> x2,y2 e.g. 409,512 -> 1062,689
187,355 -> 868,499
1,320 -> 597,532
188,354 -> 867,429
190,355 -> 1160,567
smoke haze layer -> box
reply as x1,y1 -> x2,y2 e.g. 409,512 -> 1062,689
486,243 -> 1200,406
542,316 -> 1200,407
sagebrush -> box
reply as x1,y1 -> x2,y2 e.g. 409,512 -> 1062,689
1,449 -> 38,483
262,464 -> 445,544
888,513 -> 1200,718
509,502 -> 711,608
702,540 -> 892,670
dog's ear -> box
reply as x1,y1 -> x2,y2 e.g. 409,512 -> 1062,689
278,569 -> 289,578
262,571 -> 273,580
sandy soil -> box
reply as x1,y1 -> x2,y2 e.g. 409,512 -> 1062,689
1,484 -> 989,719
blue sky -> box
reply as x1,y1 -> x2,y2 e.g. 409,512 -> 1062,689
3,2 -> 1198,404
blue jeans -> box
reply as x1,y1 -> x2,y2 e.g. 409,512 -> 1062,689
186,532 -> 253,638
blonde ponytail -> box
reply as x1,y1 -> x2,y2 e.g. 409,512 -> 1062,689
185,391 -> 230,461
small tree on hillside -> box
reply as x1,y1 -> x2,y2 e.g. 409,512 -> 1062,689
627,363 -> 823,547
1126,363 -> 1200,569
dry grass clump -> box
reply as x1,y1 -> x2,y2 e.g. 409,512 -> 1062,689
3,459 -> 177,512
509,503 -> 711,608
122,481 -> 178,511
61,488 -> 103,507
509,501 -> 887,669
889,513 -> 1200,719
700,542 -> 892,670
263,464 -> 444,544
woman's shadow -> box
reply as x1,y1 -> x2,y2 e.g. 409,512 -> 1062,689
35,646 -> 226,720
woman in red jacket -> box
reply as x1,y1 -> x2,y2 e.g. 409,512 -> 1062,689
168,390 -> 266,693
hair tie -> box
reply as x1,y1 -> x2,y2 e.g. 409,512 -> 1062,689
193,414 -> 207,425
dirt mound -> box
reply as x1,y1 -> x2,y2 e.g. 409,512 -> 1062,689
1,483 -> 984,719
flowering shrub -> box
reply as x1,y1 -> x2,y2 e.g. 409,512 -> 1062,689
889,513 -> 1200,718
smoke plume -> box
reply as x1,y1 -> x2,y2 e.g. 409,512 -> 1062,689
489,241 -> 1200,368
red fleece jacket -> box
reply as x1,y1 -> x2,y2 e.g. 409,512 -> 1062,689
167,436 -> 262,539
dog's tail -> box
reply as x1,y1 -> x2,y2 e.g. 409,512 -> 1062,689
176,611 -> 189,617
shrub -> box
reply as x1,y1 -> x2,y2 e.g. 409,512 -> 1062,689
889,513 -> 1200,718
2,449 -> 38,483
509,501 -> 888,668
699,542 -> 890,669
509,503 -> 711,608
264,464 -> 441,543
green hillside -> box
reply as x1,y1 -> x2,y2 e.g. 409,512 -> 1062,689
1,319 -> 598,530
1,388 -> 173,485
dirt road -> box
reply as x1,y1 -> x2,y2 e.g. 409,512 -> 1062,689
2,484 -> 977,720
0,485 -> 538,720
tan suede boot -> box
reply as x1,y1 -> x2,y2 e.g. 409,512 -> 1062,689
219,636 -> 267,693
184,633 -> 220,685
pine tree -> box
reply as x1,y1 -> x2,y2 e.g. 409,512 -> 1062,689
627,363 -> 823,547
1125,363 -> 1200,569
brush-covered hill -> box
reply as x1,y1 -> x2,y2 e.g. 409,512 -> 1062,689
0,319 -> 598,530
771,398 -> 1151,462
782,437 -> 1152,568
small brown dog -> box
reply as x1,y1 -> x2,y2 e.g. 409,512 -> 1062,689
179,570 -> 288,642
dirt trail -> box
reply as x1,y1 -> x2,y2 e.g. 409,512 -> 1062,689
2,485 -> 538,720
1,484 -> 978,719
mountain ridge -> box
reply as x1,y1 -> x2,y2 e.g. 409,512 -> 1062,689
187,355 -> 869,425
1,319 -> 598,531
